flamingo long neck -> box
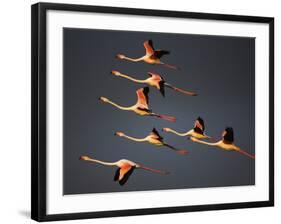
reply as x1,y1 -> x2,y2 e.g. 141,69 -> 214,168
118,73 -> 146,84
123,56 -> 144,62
168,128 -> 190,136
194,138 -> 219,146
123,134 -> 147,142
106,100 -> 132,111
86,158 -> 116,166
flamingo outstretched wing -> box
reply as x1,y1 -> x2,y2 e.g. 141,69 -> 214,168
136,87 -> 149,108
150,128 -> 164,141
143,40 -> 155,55
154,50 -> 170,59
222,127 -> 234,143
114,165 -> 135,186
194,117 -> 205,134
147,72 -> 166,97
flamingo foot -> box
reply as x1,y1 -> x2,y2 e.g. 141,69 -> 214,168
158,114 -> 176,123
176,149 -> 189,155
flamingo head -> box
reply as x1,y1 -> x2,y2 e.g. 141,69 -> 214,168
116,54 -> 125,59
115,132 -> 125,137
162,127 -> 171,132
79,155 -> 90,161
111,70 -> 121,76
99,96 -> 109,103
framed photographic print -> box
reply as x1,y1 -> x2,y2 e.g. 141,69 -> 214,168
31,2 -> 274,222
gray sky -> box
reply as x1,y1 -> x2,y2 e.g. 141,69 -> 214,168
63,28 -> 255,195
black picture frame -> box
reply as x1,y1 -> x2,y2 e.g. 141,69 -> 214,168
31,2 -> 274,222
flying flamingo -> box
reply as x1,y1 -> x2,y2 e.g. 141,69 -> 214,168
190,127 -> 255,159
116,40 -> 179,70
115,128 -> 188,155
99,87 -> 176,122
163,117 -> 211,139
111,70 -> 197,97
79,155 -> 169,185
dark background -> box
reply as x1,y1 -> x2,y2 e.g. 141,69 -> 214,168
63,28 -> 255,195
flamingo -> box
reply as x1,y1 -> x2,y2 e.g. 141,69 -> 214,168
190,127 -> 255,159
79,155 -> 169,185
163,117 -> 211,139
116,40 -> 179,70
99,87 -> 176,122
115,128 -> 188,155
111,70 -> 197,97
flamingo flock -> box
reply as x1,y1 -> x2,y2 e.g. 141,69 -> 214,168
79,39 -> 255,186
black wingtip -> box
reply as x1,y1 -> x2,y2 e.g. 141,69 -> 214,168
143,86 -> 149,94
223,127 -> 234,142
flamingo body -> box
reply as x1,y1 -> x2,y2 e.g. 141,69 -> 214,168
80,156 -> 168,185
115,128 -> 188,155
99,87 -> 176,122
116,40 -> 178,70
163,117 -> 210,139
111,70 -> 197,97
190,127 -> 255,159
